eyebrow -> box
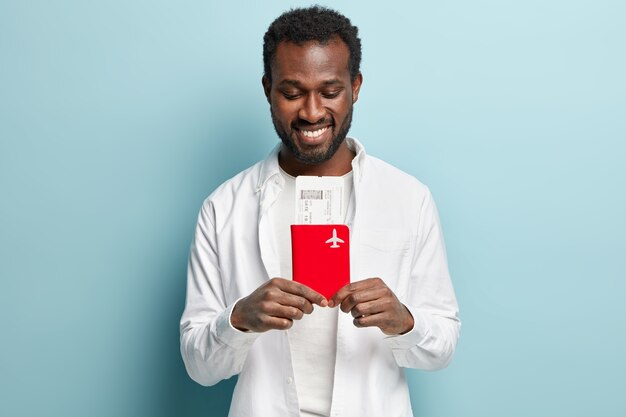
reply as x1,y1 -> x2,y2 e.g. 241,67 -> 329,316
277,79 -> 344,88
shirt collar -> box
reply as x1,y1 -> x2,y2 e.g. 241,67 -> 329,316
256,137 -> 367,192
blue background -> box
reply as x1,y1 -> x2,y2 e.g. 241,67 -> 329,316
1,1 -> 625,416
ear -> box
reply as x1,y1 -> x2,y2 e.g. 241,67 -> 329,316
262,75 -> 272,103
351,73 -> 363,104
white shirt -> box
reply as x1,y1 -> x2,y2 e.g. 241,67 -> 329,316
270,168 -> 353,417
180,138 -> 460,417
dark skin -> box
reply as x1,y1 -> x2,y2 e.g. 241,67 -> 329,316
264,37 -> 359,177
231,37 -> 414,335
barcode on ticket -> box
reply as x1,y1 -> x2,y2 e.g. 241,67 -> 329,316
300,190 -> 323,200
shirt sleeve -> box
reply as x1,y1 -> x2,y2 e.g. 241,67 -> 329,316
384,188 -> 461,370
180,200 -> 260,386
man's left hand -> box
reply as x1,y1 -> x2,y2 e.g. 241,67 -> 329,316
329,277 -> 414,335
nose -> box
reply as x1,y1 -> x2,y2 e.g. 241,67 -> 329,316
298,93 -> 325,123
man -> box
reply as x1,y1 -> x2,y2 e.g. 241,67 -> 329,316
180,6 -> 460,417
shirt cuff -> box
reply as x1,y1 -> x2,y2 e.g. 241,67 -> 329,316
384,303 -> 430,350
215,297 -> 260,348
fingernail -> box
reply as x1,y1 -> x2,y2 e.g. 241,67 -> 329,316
328,300 -> 334,307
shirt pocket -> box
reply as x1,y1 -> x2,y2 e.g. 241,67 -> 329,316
354,229 -> 412,289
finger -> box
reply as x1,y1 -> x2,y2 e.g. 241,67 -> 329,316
349,298 -> 390,318
257,298 -> 307,318
353,310 -> 412,335
275,279 -> 328,307
328,284 -> 351,308
329,278 -> 383,307
352,311 -> 385,329
340,286 -> 390,314
275,292 -> 315,315
258,314 -> 294,331
263,303 -> 305,321
352,311 -> 401,334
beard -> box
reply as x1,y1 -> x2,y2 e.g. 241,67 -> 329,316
271,106 -> 353,165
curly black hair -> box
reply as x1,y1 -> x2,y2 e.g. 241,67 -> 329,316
263,5 -> 362,82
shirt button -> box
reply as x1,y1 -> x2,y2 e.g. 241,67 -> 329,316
286,376 -> 293,385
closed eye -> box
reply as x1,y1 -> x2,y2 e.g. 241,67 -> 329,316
279,89 -> 302,100
322,90 -> 342,99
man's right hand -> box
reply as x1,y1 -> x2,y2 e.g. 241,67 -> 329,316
230,278 -> 328,332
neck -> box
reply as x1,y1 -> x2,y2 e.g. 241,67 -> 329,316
278,141 -> 355,177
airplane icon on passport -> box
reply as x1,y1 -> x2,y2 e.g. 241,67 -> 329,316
325,228 -> 344,248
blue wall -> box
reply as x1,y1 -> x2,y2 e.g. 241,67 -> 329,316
1,1 -> 624,416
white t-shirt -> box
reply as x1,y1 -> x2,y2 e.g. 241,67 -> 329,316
270,167 -> 353,417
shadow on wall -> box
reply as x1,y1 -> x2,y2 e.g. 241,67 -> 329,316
150,99 -> 272,417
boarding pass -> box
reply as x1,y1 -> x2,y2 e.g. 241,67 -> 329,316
295,176 -> 344,224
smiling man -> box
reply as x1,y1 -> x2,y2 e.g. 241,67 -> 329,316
265,36 -> 358,173
180,6 -> 460,417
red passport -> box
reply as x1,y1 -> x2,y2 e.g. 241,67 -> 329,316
291,224 -> 350,299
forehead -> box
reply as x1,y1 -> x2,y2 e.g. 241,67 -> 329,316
271,38 -> 351,84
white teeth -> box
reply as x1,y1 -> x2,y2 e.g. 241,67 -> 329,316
301,127 -> 328,138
